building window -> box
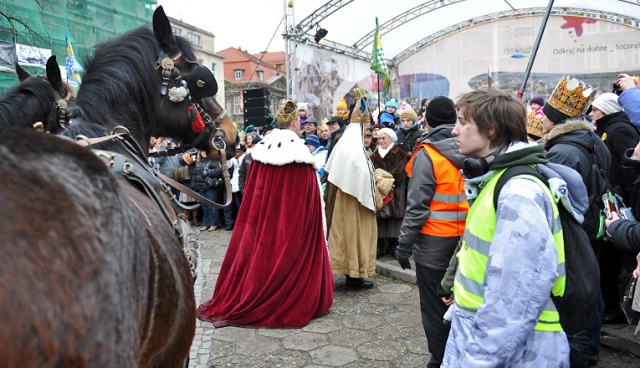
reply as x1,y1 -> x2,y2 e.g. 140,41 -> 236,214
172,28 -> 182,37
275,64 -> 282,71
188,32 -> 201,46
211,63 -> 216,74
257,70 -> 264,81
234,69 -> 244,80
198,59 -> 203,65
233,95 -> 242,114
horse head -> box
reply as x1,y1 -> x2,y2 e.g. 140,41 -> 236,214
67,6 -> 236,161
151,6 -> 237,160
0,56 -> 74,133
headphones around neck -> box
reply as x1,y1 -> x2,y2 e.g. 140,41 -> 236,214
462,143 -> 507,179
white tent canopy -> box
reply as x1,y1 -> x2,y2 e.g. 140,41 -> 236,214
289,0 -> 640,63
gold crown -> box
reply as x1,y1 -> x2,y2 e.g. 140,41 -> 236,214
546,76 -> 596,117
526,110 -> 544,138
276,100 -> 299,123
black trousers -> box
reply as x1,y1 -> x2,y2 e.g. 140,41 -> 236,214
416,264 -> 451,368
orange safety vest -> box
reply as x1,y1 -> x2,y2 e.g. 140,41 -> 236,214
405,143 -> 468,237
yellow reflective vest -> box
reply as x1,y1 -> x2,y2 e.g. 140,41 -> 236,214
453,168 -> 566,332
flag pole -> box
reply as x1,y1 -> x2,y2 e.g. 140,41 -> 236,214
518,0 -> 554,98
377,75 -> 381,122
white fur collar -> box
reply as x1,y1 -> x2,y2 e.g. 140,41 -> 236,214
251,129 -> 316,166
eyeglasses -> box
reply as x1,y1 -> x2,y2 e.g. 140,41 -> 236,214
378,136 -> 390,141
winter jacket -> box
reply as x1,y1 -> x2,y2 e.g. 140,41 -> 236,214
238,153 -> 253,194
619,87 -> 640,130
155,154 -> 181,178
229,154 -> 244,193
399,138 -> 465,270
543,119 -> 612,239
620,148 -> 640,217
370,144 -> 408,219
326,126 -> 345,159
191,160 -> 228,192
396,125 -> 423,155
596,111 -> 639,200
442,142 -> 586,368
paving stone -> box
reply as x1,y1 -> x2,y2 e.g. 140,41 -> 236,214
283,331 -> 328,351
342,315 -> 384,330
258,328 -> 301,338
377,283 -> 412,294
211,326 -> 256,342
310,345 -> 359,367
383,311 -> 422,329
356,339 -> 405,361
328,328 -> 372,347
235,335 -> 281,356
302,317 -> 343,334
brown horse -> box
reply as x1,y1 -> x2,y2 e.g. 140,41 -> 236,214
0,55 -> 75,133
0,6 -> 236,367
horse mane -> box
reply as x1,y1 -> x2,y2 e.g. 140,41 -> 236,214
0,77 -> 58,130
69,27 -> 199,145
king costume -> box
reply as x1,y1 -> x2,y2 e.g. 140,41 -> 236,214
196,127 -> 334,328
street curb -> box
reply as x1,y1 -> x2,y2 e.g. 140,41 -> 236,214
376,258 -> 417,284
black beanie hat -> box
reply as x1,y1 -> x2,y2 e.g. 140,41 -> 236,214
542,103 -> 571,124
425,96 -> 457,128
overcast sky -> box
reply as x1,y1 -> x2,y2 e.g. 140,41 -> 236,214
157,0 -> 291,53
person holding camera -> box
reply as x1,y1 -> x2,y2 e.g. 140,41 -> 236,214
191,150 -> 232,232
591,92 -> 638,204
615,74 -> 640,129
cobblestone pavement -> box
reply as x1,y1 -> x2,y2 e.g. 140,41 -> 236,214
189,228 -> 430,368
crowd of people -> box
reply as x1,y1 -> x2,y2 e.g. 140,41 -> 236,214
151,73 -> 640,367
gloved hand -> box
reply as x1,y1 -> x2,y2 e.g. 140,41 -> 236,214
396,243 -> 412,270
182,153 -> 195,165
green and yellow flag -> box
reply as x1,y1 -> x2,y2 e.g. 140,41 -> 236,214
370,17 -> 390,93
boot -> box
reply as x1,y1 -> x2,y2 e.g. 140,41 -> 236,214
345,275 -> 374,289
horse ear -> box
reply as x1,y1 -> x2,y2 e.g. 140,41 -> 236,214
45,56 -> 65,94
16,62 -> 31,81
153,6 -> 177,50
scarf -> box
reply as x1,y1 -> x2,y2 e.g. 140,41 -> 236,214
377,142 -> 394,158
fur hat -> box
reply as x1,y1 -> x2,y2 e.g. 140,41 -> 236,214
378,127 -> 397,143
425,96 -> 457,128
530,96 -> 545,107
543,76 -> 596,124
304,134 -> 322,148
591,93 -> 623,116
400,108 -> 417,122
297,102 -> 308,111
526,110 -> 544,139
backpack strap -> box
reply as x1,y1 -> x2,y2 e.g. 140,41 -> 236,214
493,165 -> 547,209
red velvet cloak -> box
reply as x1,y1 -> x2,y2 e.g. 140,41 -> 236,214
196,161 -> 334,328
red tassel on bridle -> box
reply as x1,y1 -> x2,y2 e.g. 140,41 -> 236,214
189,105 -> 205,133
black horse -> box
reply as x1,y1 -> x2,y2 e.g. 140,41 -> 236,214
0,6 -> 236,367
0,55 -> 74,133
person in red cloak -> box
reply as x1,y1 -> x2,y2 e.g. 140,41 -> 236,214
196,100 -> 334,328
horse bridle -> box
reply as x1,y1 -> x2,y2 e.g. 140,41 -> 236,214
154,50 -> 229,156
32,76 -> 73,133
